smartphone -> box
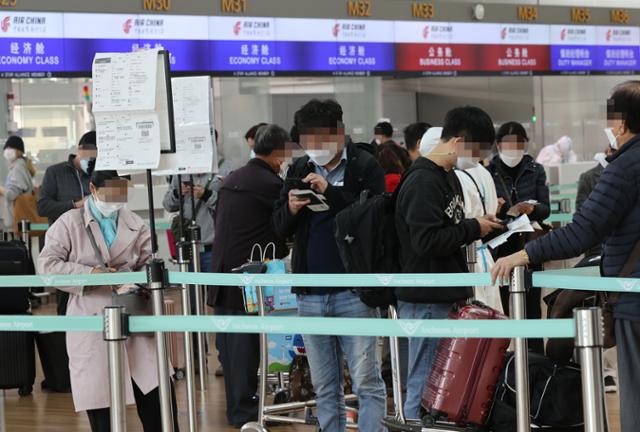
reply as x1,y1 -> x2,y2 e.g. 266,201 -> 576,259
292,189 -> 329,212
285,177 -> 306,190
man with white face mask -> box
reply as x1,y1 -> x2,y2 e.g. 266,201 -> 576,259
396,106 -> 503,418
447,107 -> 503,313
273,99 -> 387,432
492,80 -> 640,432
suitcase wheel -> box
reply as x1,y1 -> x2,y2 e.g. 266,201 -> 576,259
174,369 -> 185,381
18,385 -> 32,397
421,414 -> 436,427
273,389 -> 290,406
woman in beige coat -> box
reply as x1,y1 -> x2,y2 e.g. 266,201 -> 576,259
38,167 -> 179,432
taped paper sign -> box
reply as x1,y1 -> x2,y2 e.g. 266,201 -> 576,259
155,76 -> 217,175
92,49 -> 173,171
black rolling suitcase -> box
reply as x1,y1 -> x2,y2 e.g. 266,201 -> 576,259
0,238 -> 36,395
35,332 -> 71,393
0,331 -> 35,395
0,239 -> 32,313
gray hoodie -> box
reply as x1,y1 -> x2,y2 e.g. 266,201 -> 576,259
3,157 -> 33,230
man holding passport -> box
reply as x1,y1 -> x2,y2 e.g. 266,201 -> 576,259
273,99 -> 387,432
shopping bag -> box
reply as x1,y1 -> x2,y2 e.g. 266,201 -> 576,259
242,243 -> 293,313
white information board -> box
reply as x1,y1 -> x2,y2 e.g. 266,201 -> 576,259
155,76 -> 218,175
92,49 -> 174,171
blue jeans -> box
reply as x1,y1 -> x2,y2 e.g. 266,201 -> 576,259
297,290 -> 387,432
397,301 -> 451,419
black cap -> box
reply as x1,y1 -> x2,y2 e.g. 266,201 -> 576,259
4,136 -> 24,153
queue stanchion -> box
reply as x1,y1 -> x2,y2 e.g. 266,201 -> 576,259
187,224 -> 208,391
177,241 -> 198,432
147,259 -> 175,432
510,266 -> 531,432
19,220 -> 30,253
388,305 -> 406,425
574,307 -> 606,432
104,305 -> 128,432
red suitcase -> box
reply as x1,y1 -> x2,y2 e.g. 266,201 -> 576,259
422,303 -> 509,428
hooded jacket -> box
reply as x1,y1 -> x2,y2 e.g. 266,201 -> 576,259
395,157 -> 479,304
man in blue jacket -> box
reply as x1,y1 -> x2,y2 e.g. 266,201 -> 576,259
493,80 -> 640,432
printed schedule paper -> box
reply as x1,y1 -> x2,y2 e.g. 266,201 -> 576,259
155,76 -> 216,175
92,49 -> 166,170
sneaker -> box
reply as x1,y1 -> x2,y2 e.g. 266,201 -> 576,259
604,375 -> 617,393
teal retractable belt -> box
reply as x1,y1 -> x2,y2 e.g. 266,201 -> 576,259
0,315 -> 575,339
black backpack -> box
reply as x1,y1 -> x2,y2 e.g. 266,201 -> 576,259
334,166 -> 423,308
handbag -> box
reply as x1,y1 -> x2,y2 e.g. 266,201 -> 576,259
83,213 -> 151,316
242,243 -> 292,314
12,187 -> 48,235
169,176 -> 214,242
599,239 -> 640,348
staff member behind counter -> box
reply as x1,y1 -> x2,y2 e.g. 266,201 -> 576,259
38,165 -> 179,432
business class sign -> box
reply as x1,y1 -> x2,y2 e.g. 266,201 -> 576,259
0,11 -> 639,77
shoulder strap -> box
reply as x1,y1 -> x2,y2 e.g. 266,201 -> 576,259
495,169 -> 514,208
620,239 -> 640,277
459,169 -> 487,215
81,212 -> 108,270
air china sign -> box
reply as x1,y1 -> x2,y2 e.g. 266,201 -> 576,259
122,17 -> 165,36
231,19 -> 273,39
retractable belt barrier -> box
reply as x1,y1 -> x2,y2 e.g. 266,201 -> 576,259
29,221 -> 173,232
0,267 -> 617,432
0,267 -> 636,293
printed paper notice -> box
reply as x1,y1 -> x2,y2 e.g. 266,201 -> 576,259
155,76 -> 215,175
95,113 -> 161,170
92,49 -> 166,170
92,50 -> 158,113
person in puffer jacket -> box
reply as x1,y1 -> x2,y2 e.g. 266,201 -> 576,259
492,80 -> 640,432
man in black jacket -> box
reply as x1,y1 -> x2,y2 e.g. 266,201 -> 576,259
273,99 -> 387,432
493,81 -> 640,432
395,106 -> 502,418
208,124 -> 289,427
37,131 -> 96,316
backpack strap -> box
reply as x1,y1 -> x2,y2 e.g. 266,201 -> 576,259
459,169 -> 487,215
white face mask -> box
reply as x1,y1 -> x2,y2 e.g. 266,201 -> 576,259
499,149 -> 524,168
456,156 -> 479,170
249,150 -> 256,159
593,152 -> 608,168
374,138 -> 381,145
604,128 -> 619,150
305,149 -> 334,167
92,195 -> 125,217
3,148 -> 17,162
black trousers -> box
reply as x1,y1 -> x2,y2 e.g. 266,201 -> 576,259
86,380 -> 180,432
214,306 -> 259,427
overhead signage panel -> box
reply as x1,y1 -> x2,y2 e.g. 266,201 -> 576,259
0,12 -> 637,76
